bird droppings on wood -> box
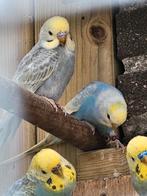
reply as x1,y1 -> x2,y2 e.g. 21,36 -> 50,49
113,169 -> 121,178
99,152 -> 105,161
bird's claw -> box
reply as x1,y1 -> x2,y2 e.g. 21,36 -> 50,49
42,97 -> 66,115
114,139 -> 124,149
106,136 -> 125,152
56,104 -> 67,116
43,97 -> 58,112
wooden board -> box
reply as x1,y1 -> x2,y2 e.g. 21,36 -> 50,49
77,148 -> 129,181
73,175 -> 138,196
34,0 -> 115,167
0,0 -> 35,194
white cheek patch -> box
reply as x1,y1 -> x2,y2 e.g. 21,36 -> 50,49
41,39 -> 60,50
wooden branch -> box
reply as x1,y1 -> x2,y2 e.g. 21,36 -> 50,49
0,76 -> 106,151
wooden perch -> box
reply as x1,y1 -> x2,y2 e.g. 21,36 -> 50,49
0,76 -> 107,151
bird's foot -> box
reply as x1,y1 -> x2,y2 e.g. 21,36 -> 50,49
82,121 -> 95,135
106,136 -> 125,152
43,97 -> 66,115
56,104 -> 67,116
43,97 -> 58,112
113,138 -> 124,149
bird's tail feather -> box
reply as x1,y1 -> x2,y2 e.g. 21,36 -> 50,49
0,104 -> 69,165
0,112 -> 21,147
0,134 -> 61,166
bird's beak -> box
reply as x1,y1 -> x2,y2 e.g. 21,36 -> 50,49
57,32 -> 67,45
51,164 -> 64,178
111,123 -> 118,131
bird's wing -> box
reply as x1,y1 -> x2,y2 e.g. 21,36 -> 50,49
64,81 -> 99,114
13,43 -> 60,93
5,176 -> 35,196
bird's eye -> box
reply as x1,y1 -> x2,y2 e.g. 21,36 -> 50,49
41,170 -> 47,174
48,31 -> 53,35
107,114 -> 110,120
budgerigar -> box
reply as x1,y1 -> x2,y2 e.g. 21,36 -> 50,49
126,136 -> 147,196
64,81 -> 127,147
5,148 -> 76,196
0,16 -> 75,148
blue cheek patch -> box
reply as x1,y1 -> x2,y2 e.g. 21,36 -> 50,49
138,151 -> 147,160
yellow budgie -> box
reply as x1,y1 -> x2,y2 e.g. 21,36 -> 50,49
5,148 -> 76,196
126,135 -> 147,196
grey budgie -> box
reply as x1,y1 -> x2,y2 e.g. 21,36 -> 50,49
0,16 -> 75,148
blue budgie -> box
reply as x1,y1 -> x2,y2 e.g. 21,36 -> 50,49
64,81 -> 127,147
0,16 -> 75,148
5,148 -> 76,196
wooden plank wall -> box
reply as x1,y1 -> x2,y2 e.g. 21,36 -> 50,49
0,0 -> 138,195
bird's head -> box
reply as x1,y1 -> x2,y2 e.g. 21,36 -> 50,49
39,16 -> 70,49
106,101 -> 127,129
95,85 -> 127,130
28,148 -> 76,192
126,136 -> 147,181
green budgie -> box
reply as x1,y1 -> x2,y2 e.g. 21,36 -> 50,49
5,148 -> 76,196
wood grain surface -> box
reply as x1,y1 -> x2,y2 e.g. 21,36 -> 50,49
73,175 -> 138,196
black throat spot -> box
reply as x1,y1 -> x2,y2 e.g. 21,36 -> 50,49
47,178 -> 52,185
136,164 -> 140,175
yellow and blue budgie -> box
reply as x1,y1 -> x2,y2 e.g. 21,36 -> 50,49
126,135 -> 147,196
5,148 -> 76,196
